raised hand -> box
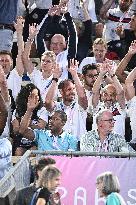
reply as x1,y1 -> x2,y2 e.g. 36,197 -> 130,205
80,0 -> 89,10
105,59 -> 115,76
29,24 -> 39,40
68,59 -> 79,76
0,65 -> 7,87
128,41 -> 136,56
27,92 -> 39,112
53,63 -> 62,79
99,61 -> 109,77
14,16 -> 24,33
48,5 -> 61,16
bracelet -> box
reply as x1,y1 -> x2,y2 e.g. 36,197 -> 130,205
111,74 -> 116,78
52,78 -> 58,83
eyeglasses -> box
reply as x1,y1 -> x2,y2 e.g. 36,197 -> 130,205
101,119 -> 116,123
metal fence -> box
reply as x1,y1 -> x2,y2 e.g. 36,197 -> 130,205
1,150 -> 136,198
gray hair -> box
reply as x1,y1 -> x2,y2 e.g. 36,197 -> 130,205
96,109 -> 112,124
38,165 -> 61,188
96,171 -> 120,195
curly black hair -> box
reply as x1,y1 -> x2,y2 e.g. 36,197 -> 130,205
15,83 -> 43,121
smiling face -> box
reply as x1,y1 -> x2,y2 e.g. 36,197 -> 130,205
0,54 -> 12,75
101,85 -> 117,107
61,81 -> 76,103
50,34 -> 66,55
119,0 -> 132,12
41,55 -> 55,74
93,44 -> 107,63
83,69 -> 98,88
97,111 -> 115,135
49,112 -> 65,132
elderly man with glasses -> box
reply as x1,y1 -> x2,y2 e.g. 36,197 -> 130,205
80,109 -> 134,152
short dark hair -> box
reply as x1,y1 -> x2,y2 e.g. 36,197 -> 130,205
58,79 -> 74,90
0,51 -> 12,58
54,110 -> 67,123
35,157 -> 56,172
82,64 -> 98,75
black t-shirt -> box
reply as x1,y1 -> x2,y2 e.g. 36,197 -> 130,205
38,188 -> 61,205
123,30 -> 136,51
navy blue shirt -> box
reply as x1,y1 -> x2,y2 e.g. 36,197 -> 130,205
0,0 -> 18,24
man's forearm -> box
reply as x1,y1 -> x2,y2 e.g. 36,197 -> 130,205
45,81 -> 57,111
100,0 -> 114,19
72,74 -> 88,109
19,109 -> 32,135
0,94 -> 8,135
115,52 -> 133,83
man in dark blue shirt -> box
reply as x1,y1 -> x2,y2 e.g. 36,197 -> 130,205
0,0 -> 18,52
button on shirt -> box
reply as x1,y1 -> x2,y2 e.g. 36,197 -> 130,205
80,130 -> 134,152
34,129 -> 78,151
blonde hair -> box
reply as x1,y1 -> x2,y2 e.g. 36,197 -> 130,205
93,38 -> 107,50
38,165 -> 61,188
41,51 -> 56,62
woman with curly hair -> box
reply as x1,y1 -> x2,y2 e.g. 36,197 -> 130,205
12,83 -> 48,155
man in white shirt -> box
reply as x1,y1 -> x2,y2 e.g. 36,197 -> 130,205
92,59 -> 126,137
100,0 -> 133,59
78,38 -> 107,74
45,59 -> 88,142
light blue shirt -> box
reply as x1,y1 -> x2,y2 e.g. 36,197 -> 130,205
106,193 -> 122,205
34,129 -> 78,151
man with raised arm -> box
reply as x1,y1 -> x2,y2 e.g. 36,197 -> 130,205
92,59 -> 126,138
45,59 -> 88,143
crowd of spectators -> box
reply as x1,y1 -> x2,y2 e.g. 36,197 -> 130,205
1,0 -> 136,181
